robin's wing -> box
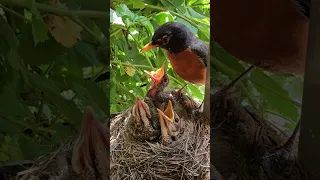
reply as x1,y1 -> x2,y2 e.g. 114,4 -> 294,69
294,0 -> 310,18
190,40 -> 209,68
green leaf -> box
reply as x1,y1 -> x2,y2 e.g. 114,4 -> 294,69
19,27 -> 67,65
186,6 -> 207,19
30,0 -> 49,45
51,123 -> 77,145
116,4 -> 135,19
153,12 -> 174,26
65,0 -> 109,37
0,117 -> 22,133
29,73 -> 82,125
66,74 -> 109,117
19,134 -> 51,160
0,15 -> 18,49
6,135 -> 24,161
250,69 -> 299,122
133,0 -> 146,9
176,18 -> 197,35
32,19 -> 49,45
160,0 -> 185,12
0,152 -> 9,162
0,76 -> 34,120
74,42 -> 102,66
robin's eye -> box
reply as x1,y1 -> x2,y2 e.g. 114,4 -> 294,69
161,35 -> 170,44
164,77 -> 168,82
174,117 -> 179,123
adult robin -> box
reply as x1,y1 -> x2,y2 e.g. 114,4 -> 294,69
211,0 -> 310,74
140,21 -> 208,88
157,100 -> 181,145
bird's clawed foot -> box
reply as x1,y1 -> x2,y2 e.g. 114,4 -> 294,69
132,96 -> 151,129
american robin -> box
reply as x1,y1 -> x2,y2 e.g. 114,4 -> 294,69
212,0 -> 310,74
72,107 -> 109,179
141,22 -> 208,85
144,64 -> 169,103
157,100 -> 181,145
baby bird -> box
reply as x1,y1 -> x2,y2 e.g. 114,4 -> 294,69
157,100 -> 181,145
144,64 -> 169,107
145,64 -> 199,117
126,96 -> 161,141
71,107 -> 109,180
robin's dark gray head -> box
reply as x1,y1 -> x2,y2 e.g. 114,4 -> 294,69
140,22 -> 195,54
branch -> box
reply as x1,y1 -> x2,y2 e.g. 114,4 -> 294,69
0,0 -> 109,18
226,65 -> 256,91
0,4 -> 31,22
144,4 -> 200,30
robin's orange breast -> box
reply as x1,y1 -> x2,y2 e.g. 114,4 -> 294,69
166,48 -> 206,85
212,0 -> 309,74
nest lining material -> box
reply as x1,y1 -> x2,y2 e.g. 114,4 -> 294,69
110,107 -> 210,180
210,88 -> 310,180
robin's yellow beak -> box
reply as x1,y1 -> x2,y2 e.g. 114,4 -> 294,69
144,64 -> 165,85
157,100 -> 174,123
140,42 -> 157,52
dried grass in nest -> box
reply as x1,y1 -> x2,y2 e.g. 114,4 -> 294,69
110,108 -> 210,180
12,140 -> 75,180
210,88 -> 310,180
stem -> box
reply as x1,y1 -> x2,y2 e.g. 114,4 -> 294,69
44,62 -> 55,77
110,29 -> 122,37
0,4 -> 31,22
226,65 -> 256,91
91,67 -> 106,82
170,11 -> 199,28
110,97 -> 127,104
127,30 -> 154,68
2,116 -> 56,133
191,3 -> 210,6
36,93 -> 45,122
250,79 -> 302,108
0,0 -> 108,18
144,4 -> 200,30
71,15 -> 102,44
110,60 -> 152,69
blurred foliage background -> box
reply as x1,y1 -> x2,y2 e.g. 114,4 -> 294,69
0,0 -> 108,165
212,41 -> 303,130
110,0 -> 210,113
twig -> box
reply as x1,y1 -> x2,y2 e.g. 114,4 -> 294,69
0,4 -> 31,22
144,4 -> 200,30
36,92 -> 45,122
91,67 -> 107,82
71,15 -> 102,44
226,65 -> 256,91
0,0 -> 109,18
0,160 -> 34,168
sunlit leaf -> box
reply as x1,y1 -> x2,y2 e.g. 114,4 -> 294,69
124,66 -> 136,77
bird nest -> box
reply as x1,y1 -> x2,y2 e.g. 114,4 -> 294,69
10,140 -> 76,180
210,88 -> 310,180
110,106 -> 210,179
